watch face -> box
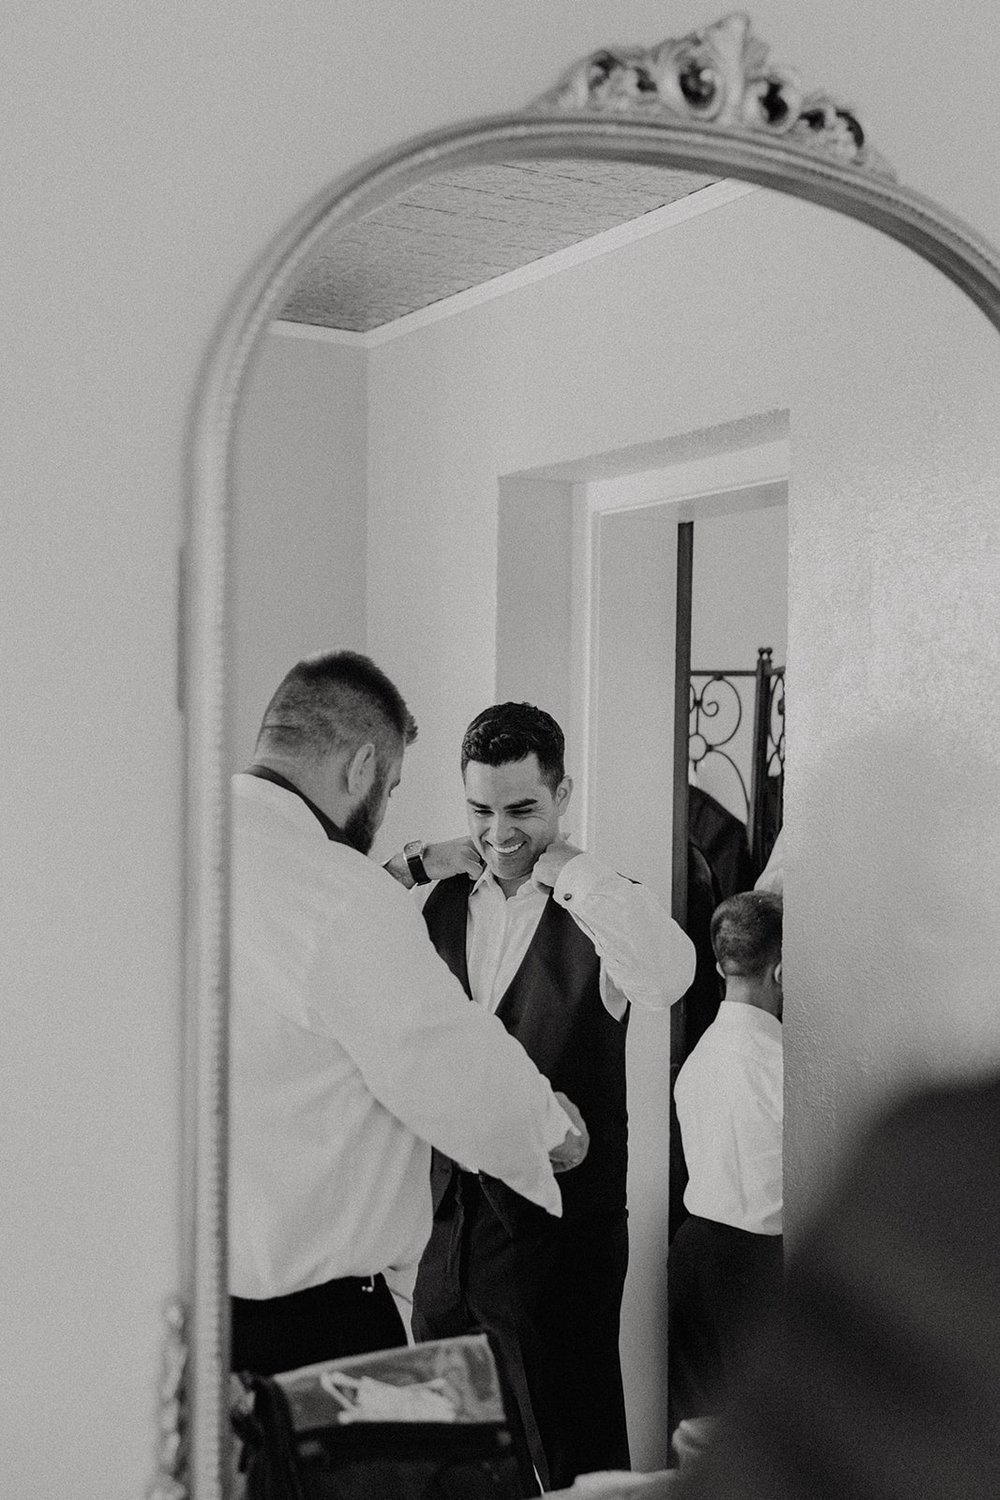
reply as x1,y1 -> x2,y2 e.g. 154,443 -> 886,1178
404,841 -> 422,860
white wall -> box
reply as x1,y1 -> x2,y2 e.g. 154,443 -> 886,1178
786,234 -> 1000,1204
233,328 -> 367,765
588,505 -> 679,1465
691,502 -> 788,670
496,478 -> 575,732
6,2 -> 1000,1493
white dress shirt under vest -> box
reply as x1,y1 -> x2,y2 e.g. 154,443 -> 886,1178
454,852 -> 696,1020
229,773 -> 571,1301
674,1000 -> 783,1235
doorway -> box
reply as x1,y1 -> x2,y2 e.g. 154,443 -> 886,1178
667,490 -> 788,1440
496,443 -> 788,1468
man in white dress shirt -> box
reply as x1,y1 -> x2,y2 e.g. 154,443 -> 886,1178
229,654 -> 588,1378
385,702 -> 696,1491
669,889 -> 784,1428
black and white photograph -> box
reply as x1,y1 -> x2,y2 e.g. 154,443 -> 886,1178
6,6 -> 1000,1498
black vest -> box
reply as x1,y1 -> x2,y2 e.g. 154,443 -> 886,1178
423,875 -> 629,1228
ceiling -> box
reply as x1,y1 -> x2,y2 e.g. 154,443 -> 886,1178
278,159 -> 719,333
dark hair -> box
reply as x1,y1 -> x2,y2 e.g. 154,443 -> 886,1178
460,702 -> 565,792
255,651 -> 417,766
711,890 -> 783,979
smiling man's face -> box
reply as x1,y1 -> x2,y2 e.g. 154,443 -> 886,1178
464,753 -> 570,893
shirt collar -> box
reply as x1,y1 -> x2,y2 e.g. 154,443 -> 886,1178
469,863 -> 547,900
715,999 -> 783,1040
470,865 -> 498,897
243,764 -> 352,846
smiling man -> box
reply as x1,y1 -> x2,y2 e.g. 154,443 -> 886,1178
386,701 -> 696,1491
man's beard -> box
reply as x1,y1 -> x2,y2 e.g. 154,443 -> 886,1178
342,774 -> 384,855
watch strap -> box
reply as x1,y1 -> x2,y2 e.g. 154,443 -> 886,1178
403,840 -> 431,886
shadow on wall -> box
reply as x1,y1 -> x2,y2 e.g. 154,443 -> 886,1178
784,718 -> 1000,1226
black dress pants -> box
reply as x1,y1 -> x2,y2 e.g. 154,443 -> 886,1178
231,1272 -> 406,1376
412,1172 -> 630,1493
668,1215 -> 783,1427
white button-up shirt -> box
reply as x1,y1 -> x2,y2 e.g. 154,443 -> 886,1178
229,774 -> 570,1300
674,1000 -> 783,1234
463,852 -> 696,1021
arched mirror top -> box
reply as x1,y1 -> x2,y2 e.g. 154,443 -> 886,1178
175,13 -> 1000,1499
195,8 -> 1000,419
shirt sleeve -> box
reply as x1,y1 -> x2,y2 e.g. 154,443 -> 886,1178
305,867 -> 567,1214
550,851 -> 696,1016
674,1038 -> 783,1233
754,826 -> 785,894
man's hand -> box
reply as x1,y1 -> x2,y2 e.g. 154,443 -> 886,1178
532,840 -> 583,891
422,837 -> 485,882
549,1091 -> 589,1173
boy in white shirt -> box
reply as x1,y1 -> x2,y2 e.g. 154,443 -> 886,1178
670,890 -> 784,1428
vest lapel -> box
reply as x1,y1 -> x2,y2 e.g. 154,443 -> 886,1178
494,891 -> 558,1024
422,875 -> 473,998
421,876 -> 475,1216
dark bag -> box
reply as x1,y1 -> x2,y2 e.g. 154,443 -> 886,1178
232,1333 -> 532,1500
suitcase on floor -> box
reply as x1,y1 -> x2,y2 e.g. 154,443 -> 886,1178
232,1332 -> 535,1500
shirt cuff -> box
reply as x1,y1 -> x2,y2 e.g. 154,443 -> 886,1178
542,1092 -> 576,1153
550,849 -> 606,906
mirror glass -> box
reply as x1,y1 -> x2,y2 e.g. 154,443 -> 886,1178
226,151 -> 1000,1481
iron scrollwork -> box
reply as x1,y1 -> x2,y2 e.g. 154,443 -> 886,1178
689,671 -> 750,815
766,661 -> 786,781
690,647 -> 785,873
749,647 -> 785,871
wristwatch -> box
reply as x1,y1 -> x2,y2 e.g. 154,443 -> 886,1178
403,840 -> 431,886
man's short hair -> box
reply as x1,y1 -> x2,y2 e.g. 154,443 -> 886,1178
711,890 -> 783,979
255,651 -> 417,767
460,702 -> 566,792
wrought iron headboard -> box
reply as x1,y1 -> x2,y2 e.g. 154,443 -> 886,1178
689,645 -> 785,873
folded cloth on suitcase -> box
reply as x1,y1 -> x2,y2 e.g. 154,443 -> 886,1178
232,1332 -> 533,1500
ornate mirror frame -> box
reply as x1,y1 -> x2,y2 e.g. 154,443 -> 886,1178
172,14 -> 1000,1497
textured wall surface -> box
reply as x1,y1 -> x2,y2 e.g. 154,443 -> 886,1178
785,244 -> 1000,1209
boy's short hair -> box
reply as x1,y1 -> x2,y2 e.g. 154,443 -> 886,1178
711,890 -> 783,978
